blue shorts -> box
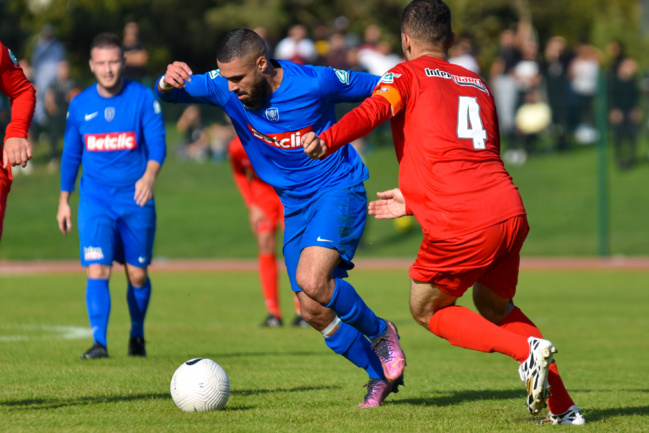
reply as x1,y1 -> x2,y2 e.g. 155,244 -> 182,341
78,194 -> 156,268
282,184 -> 367,292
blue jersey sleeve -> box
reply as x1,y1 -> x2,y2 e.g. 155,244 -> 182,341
142,92 -> 166,166
154,72 -> 229,107
60,100 -> 83,192
318,68 -> 380,104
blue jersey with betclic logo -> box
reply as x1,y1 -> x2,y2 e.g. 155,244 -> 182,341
154,60 -> 378,204
61,79 -> 166,201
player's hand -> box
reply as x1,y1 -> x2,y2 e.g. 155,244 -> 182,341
134,173 -> 155,206
301,132 -> 328,159
368,188 -> 407,219
56,202 -> 72,235
160,61 -> 193,90
249,204 -> 268,233
2,137 -> 32,168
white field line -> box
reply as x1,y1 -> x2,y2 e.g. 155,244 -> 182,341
0,325 -> 92,343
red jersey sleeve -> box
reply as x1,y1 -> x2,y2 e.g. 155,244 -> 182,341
320,92 -> 394,157
0,42 -> 35,142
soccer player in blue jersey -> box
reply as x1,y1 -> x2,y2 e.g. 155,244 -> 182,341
155,28 -> 406,407
56,33 -> 166,359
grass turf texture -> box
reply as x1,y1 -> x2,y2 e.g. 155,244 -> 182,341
1,129 -> 648,260
1,269 -> 648,432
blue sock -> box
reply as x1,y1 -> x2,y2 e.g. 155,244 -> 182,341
324,321 -> 384,380
325,278 -> 386,339
86,278 -> 111,347
127,277 -> 151,338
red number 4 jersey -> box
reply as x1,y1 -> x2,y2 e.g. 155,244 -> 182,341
322,56 -> 526,240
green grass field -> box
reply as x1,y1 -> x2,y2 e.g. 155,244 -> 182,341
1,268 -> 647,432
1,128 -> 648,260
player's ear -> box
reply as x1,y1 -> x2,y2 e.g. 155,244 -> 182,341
401,33 -> 411,54
257,56 -> 267,73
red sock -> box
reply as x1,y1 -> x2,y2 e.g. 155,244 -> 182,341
498,307 -> 575,414
259,253 -> 280,318
428,305 -> 530,361
293,293 -> 301,315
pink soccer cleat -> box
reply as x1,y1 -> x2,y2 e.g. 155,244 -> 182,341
370,320 -> 407,381
356,375 -> 404,408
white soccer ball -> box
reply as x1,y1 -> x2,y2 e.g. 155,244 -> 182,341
170,358 -> 230,412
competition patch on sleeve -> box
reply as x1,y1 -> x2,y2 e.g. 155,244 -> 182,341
153,100 -> 161,114
208,69 -> 220,79
334,69 -> 350,85
379,72 -> 401,84
7,48 -> 19,67
373,85 -> 403,116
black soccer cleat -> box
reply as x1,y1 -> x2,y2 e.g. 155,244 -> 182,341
128,336 -> 147,357
260,314 -> 283,328
80,342 -> 108,359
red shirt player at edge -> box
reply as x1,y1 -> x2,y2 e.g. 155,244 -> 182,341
0,41 -> 36,242
301,0 -> 584,426
228,136 -> 306,328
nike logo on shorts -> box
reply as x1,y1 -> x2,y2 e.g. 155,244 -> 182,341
317,236 -> 333,242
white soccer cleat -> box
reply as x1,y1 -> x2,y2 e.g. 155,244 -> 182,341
538,405 -> 586,425
518,336 -> 557,415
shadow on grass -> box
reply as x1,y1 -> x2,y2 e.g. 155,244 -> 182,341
1,392 -> 169,410
197,351 -> 324,359
581,405 -> 649,423
1,386 -> 340,412
392,388 -> 523,407
232,384 -> 341,397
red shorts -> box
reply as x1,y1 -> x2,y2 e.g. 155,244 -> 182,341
409,215 -> 529,299
254,195 -> 284,233
0,165 -> 12,242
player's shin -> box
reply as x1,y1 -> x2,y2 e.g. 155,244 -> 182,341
127,277 -> 151,338
428,305 -> 530,361
86,278 -> 111,347
498,307 -> 575,414
323,319 -> 384,380
324,278 -> 386,339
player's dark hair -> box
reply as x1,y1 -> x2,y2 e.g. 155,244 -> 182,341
90,32 -> 123,55
217,28 -> 267,64
401,0 -> 453,51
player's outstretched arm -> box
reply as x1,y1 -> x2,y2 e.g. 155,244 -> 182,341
56,191 -> 72,235
3,137 -> 32,168
301,132 -> 328,160
158,61 -> 193,92
368,188 -> 407,219
134,160 -> 161,206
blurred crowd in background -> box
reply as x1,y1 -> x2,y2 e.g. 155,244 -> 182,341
1,16 -> 646,174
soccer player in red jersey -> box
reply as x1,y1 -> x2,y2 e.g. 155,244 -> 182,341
303,0 -> 584,425
0,41 -> 36,242
228,135 -> 305,328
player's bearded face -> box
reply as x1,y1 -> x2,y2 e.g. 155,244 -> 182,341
242,76 -> 270,110
89,46 -> 124,93
219,56 -> 270,110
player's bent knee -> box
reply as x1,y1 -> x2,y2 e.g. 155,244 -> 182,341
409,302 -> 431,328
127,267 -> 148,287
295,271 -> 328,303
87,264 -> 111,279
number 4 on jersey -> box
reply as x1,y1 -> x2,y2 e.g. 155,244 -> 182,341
457,96 -> 486,149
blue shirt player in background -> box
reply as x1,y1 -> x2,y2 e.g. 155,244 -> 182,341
57,33 -> 166,360
155,28 -> 406,407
